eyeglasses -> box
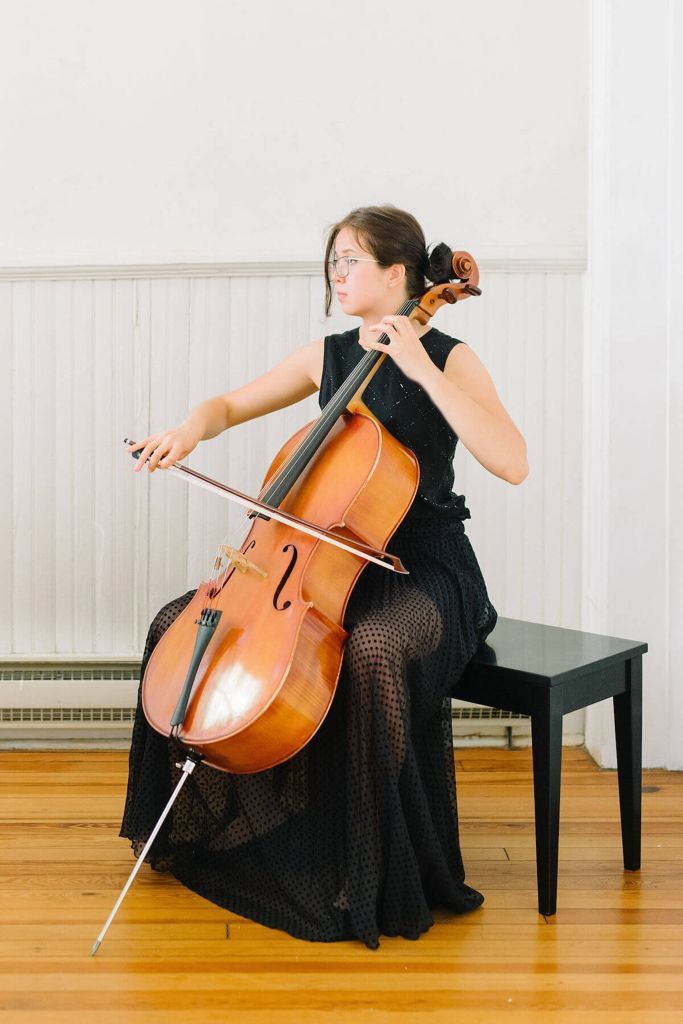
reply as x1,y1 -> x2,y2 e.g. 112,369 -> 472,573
327,256 -> 378,279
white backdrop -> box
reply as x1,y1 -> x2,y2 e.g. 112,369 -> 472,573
582,0 -> 682,770
0,0 -> 586,265
3,2 -> 679,769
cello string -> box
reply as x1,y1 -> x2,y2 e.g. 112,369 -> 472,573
201,540 -> 223,613
197,298 -> 418,615
259,298 -> 417,507
259,299 -> 415,503
259,347 -> 380,501
202,532 -> 250,613
270,298 -> 415,478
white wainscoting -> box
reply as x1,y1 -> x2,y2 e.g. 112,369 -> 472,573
0,259 -> 585,741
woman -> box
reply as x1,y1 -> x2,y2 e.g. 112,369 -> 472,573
120,204 -> 528,950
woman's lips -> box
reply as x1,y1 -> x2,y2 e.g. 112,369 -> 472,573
337,292 -> 347,299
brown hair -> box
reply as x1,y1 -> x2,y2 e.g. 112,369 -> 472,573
322,204 -> 454,317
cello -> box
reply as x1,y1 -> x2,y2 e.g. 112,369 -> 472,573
91,250 -> 481,953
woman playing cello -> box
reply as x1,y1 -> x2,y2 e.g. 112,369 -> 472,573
120,203 -> 528,950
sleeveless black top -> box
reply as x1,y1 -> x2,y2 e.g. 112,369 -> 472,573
319,326 -> 471,522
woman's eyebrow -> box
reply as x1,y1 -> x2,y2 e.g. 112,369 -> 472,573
336,247 -> 360,255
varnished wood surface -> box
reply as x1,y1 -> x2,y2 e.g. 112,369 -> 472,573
0,746 -> 681,1022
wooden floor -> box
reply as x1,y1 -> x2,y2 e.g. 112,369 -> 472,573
1,745 -> 682,1022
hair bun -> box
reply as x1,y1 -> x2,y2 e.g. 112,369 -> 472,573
425,242 -> 454,284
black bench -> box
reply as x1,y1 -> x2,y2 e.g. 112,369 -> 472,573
453,616 -> 648,916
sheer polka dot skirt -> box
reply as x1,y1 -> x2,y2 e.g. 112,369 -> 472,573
119,516 -> 498,949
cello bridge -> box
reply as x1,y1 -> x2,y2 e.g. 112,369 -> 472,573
220,544 -> 268,578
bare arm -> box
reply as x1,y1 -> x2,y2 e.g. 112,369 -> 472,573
129,338 -> 325,473
200,337 -> 324,434
421,342 -> 528,485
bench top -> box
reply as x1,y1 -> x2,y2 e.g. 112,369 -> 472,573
462,616 -> 648,688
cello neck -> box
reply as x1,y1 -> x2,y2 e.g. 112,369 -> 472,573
260,297 -> 418,509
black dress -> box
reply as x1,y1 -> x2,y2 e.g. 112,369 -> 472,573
119,324 -> 498,950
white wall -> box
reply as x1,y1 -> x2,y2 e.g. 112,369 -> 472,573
0,263 -> 583,656
3,3 -> 677,769
0,2 -> 602,754
0,0 -> 587,265
582,0 -> 683,771
0,261 -> 586,750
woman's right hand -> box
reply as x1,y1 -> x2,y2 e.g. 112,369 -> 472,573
127,421 -> 203,473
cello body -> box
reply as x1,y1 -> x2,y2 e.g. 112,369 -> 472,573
142,396 -> 419,773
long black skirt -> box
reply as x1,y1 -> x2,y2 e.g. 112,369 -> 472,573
119,515 -> 498,950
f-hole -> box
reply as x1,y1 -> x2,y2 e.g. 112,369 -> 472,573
273,544 -> 298,611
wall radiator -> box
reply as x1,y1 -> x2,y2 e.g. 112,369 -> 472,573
0,659 -> 544,747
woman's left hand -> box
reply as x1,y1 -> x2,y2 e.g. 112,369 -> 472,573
359,315 -> 436,387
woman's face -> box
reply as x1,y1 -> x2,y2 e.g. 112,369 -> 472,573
330,226 -> 405,319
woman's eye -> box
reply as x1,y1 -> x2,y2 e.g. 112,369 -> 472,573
347,259 -> 357,267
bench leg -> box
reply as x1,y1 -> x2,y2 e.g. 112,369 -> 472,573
531,696 -> 563,916
613,655 -> 642,871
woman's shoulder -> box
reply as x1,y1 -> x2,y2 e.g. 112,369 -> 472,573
425,324 -> 467,348
318,326 -> 363,405
321,323 -> 466,361
321,326 -> 361,372
323,325 -> 358,345
323,324 -> 464,345
422,325 -> 468,370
